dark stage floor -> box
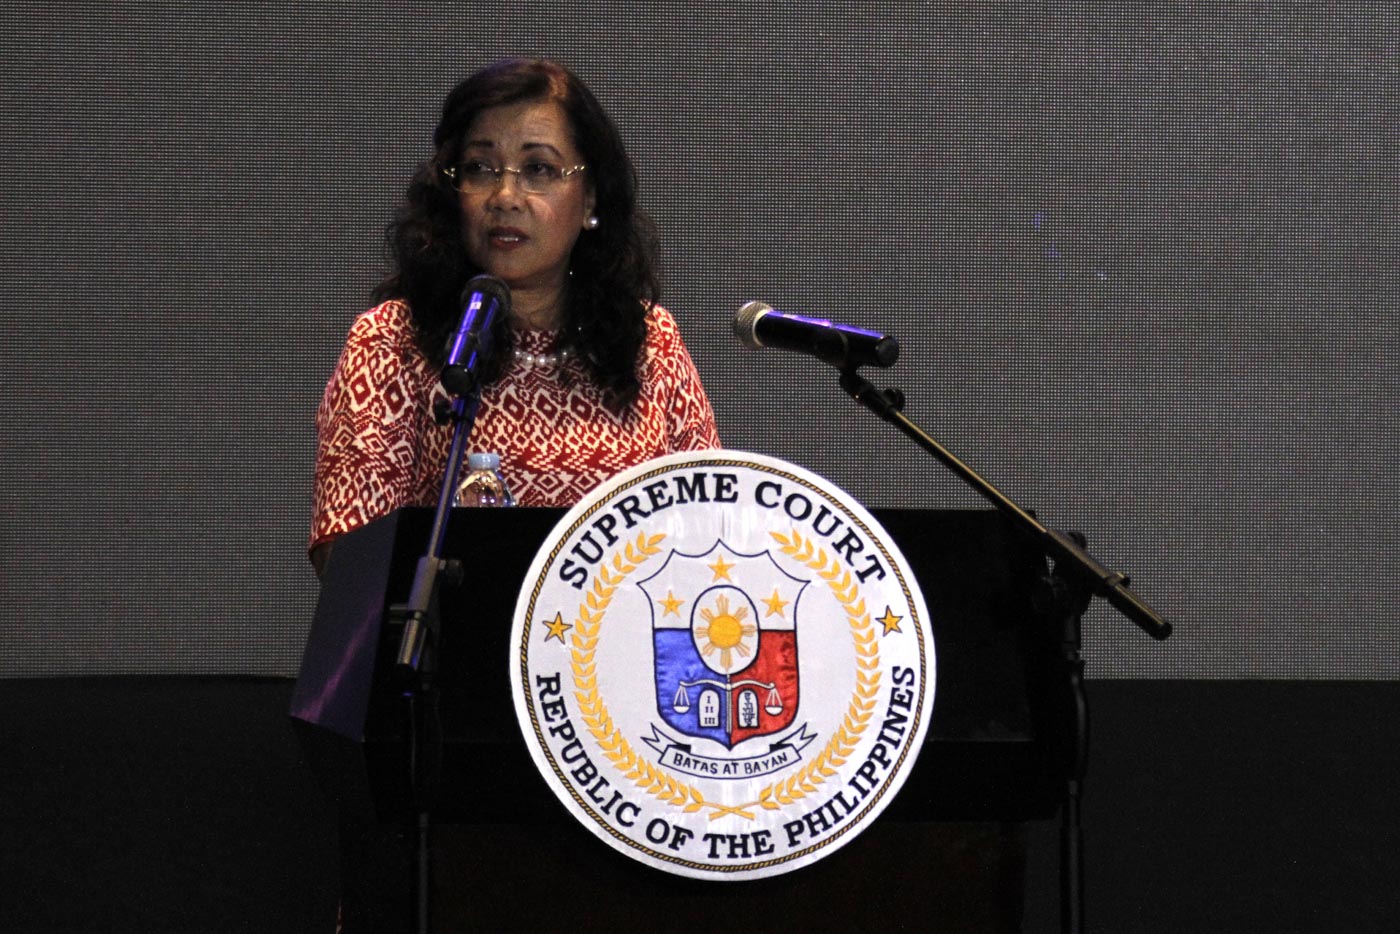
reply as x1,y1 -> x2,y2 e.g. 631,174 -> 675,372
0,678 -> 1396,932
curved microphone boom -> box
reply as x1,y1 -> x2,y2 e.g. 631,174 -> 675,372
442,274 -> 511,396
734,300 -> 899,370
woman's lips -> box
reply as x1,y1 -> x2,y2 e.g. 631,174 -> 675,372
488,226 -> 528,248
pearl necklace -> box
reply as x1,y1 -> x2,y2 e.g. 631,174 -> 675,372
513,346 -> 573,368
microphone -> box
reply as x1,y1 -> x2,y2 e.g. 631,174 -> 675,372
442,274 -> 511,395
734,301 -> 899,370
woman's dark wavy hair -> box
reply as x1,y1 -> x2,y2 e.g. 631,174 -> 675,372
372,58 -> 659,406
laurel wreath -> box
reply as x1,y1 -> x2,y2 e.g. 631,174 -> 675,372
569,527 -> 878,821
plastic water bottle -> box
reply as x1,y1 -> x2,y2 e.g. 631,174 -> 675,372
455,452 -> 515,507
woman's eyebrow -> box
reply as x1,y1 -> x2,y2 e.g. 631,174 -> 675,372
463,139 -> 565,157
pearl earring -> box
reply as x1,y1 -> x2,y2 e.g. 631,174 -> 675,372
586,216 -> 600,229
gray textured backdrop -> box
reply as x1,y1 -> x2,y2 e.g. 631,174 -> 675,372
1,2 -> 1395,678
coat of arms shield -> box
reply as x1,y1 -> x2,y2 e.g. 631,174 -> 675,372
640,544 -> 807,749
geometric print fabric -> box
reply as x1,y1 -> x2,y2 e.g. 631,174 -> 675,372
311,299 -> 720,548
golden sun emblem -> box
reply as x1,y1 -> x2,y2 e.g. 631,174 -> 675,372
694,593 -> 758,673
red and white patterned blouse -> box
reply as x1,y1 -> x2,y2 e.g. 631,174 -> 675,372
310,299 -> 720,549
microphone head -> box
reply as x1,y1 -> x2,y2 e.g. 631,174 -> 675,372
463,273 -> 512,316
734,300 -> 772,349
442,274 -> 511,396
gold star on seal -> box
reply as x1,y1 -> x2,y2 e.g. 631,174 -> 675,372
708,555 -> 736,581
543,612 -> 572,643
762,588 -> 790,618
658,590 -> 685,616
877,606 -> 903,635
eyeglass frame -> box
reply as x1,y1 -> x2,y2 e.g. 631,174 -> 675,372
440,160 -> 588,195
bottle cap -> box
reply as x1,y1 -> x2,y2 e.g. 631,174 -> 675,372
467,452 -> 501,471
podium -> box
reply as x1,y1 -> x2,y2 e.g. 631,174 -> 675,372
291,507 -> 1063,930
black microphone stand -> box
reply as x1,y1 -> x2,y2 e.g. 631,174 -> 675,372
837,366 -> 1170,934
383,278 -> 503,933
387,386 -> 482,934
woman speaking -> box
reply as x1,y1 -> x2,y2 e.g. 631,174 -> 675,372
310,58 -> 719,574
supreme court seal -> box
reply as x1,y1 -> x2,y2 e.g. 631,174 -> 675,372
510,451 -> 935,880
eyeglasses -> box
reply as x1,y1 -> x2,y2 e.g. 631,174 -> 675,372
442,159 -> 587,195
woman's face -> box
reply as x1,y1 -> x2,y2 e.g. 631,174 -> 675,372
456,98 -> 596,302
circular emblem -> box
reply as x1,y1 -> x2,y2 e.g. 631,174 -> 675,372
510,451 -> 935,879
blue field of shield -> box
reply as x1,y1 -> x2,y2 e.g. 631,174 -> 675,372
653,631 -> 734,747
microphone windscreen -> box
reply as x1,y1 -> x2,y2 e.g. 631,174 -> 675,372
463,273 -> 512,315
734,300 -> 772,348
